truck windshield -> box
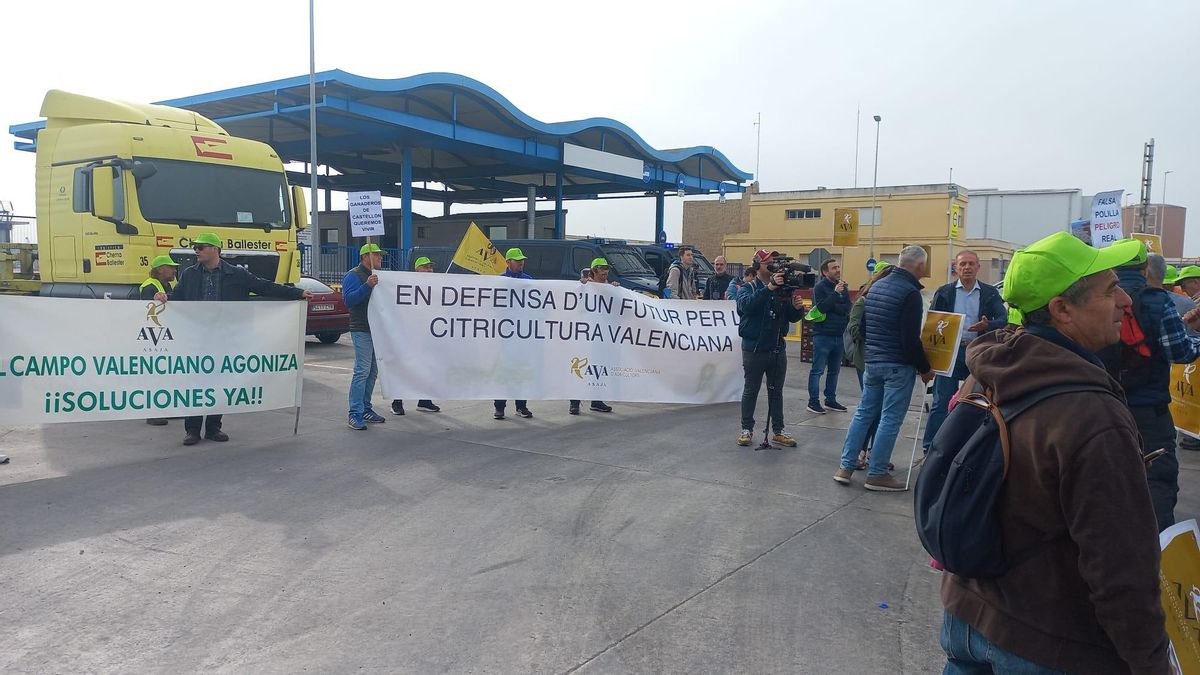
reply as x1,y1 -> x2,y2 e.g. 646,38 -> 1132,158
600,246 -> 655,276
133,157 -> 290,229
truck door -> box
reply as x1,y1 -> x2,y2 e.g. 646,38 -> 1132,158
48,163 -> 84,280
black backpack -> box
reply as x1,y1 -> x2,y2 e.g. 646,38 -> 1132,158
914,379 -> 1111,578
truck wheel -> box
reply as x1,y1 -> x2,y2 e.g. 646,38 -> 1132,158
316,332 -> 342,344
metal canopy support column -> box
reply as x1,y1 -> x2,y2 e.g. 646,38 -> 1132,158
401,146 -> 413,269
554,167 -> 564,239
527,185 -> 536,239
654,191 -> 666,244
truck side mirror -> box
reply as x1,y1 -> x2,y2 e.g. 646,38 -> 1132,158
91,166 -> 117,219
292,186 -> 308,230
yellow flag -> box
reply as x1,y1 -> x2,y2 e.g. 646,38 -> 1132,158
1170,362 -> 1200,438
921,311 -> 966,376
451,222 -> 506,275
1132,232 -> 1162,256
950,204 -> 962,238
1159,521 -> 1200,672
833,208 -> 859,247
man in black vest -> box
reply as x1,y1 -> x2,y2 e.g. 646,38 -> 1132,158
833,245 -> 934,491
344,243 -> 388,431
921,250 -> 1007,451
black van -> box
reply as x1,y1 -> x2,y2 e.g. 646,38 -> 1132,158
411,239 -> 662,297
632,244 -> 715,296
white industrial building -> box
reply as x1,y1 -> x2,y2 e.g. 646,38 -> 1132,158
965,188 -> 1084,247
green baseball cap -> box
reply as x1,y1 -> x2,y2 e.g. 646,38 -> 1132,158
414,256 -> 433,268
1175,265 -> 1200,283
359,243 -> 383,256
1002,231 -> 1142,313
1165,265 -> 1180,285
1114,238 -> 1148,267
873,260 -> 892,274
192,233 -> 221,248
150,255 -> 178,268
805,306 -> 827,322
590,257 -> 609,268
505,247 -> 526,261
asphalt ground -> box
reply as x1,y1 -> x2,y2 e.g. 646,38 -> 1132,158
2,337 -> 1198,674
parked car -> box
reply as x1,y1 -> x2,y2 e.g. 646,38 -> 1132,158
295,276 -> 349,344
632,244 -> 715,296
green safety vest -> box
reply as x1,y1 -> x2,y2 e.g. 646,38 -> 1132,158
140,278 -> 166,295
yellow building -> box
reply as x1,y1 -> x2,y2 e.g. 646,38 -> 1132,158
693,184 -> 1014,289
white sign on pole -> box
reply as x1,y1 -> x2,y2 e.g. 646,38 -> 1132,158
1089,190 -> 1125,248
348,190 -> 385,238
369,272 -> 744,403
0,296 -> 306,425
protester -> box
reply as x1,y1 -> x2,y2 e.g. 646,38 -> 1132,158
727,267 -> 753,300
844,261 -> 891,469
1105,244 -> 1200,531
1163,262 -> 1200,453
834,246 -> 933,491
169,233 -> 311,445
704,255 -> 733,300
920,250 -> 1008,452
1176,264 -> 1200,303
391,256 -> 441,415
736,249 -> 804,447
141,254 -> 180,426
807,258 -> 851,414
665,246 -> 698,300
495,248 -> 535,420
570,257 -> 616,415
939,232 -> 1170,674
343,244 -> 389,430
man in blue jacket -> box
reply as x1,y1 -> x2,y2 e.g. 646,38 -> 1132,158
736,248 -> 805,447
920,250 -> 1008,451
807,258 -> 851,414
343,243 -> 388,431
494,248 -> 535,421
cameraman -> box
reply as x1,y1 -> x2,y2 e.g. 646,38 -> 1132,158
736,248 -> 805,447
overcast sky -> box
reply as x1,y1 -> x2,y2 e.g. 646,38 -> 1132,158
2,0 -> 1196,252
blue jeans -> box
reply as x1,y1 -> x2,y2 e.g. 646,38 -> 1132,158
839,363 -> 915,476
923,344 -> 969,450
348,331 -> 379,416
808,334 -> 844,404
940,610 -> 1066,674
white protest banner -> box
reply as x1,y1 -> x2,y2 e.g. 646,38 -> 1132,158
348,190 -> 385,238
369,272 -> 742,403
0,296 -> 305,425
1089,190 -> 1125,248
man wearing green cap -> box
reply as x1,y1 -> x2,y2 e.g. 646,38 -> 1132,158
170,233 -> 311,445
140,254 -> 180,426
390,256 -> 440,415
1175,265 -> 1200,303
344,243 -> 389,430
495,248 -> 534,420
570,258 -> 616,415
1101,241 -> 1200,531
939,232 -> 1170,674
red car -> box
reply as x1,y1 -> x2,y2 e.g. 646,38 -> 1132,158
295,277 -> 349,344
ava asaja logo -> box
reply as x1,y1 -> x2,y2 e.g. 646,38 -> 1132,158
570,357 -> 608,382
137,300 -> 175,347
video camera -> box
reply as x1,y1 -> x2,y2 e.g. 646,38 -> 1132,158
766,255 -> 816,296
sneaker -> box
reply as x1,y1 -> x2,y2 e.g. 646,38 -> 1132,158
516,407 -> 534,419
771,431 -> 797,447
569,403 -> 580,415
362,409 -> 386,424
824,400 -> 848,412
348,414 -> 366,430
833,468 -> 853,485
590,402 -> 613,413
864,474 -> 907,492
391,400 -> 405,415
417,400 -> 440,413
737,429 -> 753,446
494,409 -> 505,420
806,402 -> 826,415
183,432 -> 201,446
205,431 -> 229,442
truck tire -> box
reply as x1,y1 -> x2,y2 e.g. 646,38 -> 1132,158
316,332 -> 342,344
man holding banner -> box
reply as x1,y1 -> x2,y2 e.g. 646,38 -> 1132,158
391,256 -> 441,416
494,248 -> 535,420
169,232 -> 311,446
569,258 -> 617,415
344,243 -> 388,431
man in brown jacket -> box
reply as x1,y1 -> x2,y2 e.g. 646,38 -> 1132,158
940,232 -> 1173,674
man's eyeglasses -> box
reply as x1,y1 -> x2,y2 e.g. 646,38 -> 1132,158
193,244 -> 212,252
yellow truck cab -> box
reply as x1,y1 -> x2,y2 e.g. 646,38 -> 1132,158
19,90 -> 306,298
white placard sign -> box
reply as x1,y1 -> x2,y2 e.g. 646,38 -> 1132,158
348,190 -> 385,238
369,272 -> 744,403
0,296 -> 306,425
1089,189 -> 1125,248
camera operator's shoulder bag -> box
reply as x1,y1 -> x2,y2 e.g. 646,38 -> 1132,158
914,377 -> 1109,578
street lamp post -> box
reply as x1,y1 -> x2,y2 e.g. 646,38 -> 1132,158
870,115 -> 881,259
1159,170 -> 1174,234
